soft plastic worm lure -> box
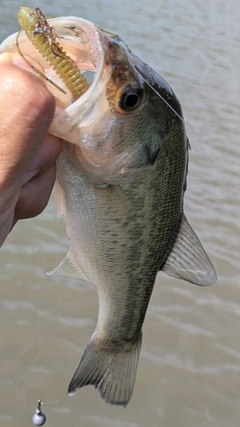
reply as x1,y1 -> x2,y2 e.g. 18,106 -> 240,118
17,6 -> 90,99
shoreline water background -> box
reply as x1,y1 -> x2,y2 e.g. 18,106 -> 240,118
1,1 -> 240,426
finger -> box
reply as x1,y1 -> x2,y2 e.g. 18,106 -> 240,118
0,52 -> 46,82
14,163 -> 57,221
0,55 -> 56,245
22,134 -> 62,186
0,56 -> 55,192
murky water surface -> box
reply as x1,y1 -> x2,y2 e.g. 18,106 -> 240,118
1,0 -> 240,426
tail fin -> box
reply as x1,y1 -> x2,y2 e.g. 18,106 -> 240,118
68,332 -> 142,406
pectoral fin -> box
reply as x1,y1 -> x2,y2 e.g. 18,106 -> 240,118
162,213 -> 217,286
47,251 -> 89,282
55,179 -> 66,218
94,184 -> 130,217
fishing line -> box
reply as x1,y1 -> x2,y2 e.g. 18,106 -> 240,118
30,233 -> 58,425
30,235 -> 47,426
141,74 -> 240,198
16,29 -> 66,95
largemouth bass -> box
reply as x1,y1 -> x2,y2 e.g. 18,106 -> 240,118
0,11 -> 217,406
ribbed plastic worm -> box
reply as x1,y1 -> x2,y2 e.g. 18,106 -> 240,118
17,7 -> 90,99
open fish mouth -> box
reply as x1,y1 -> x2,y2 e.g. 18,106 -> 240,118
0,10 -> 107,139
0,8 -> 186,186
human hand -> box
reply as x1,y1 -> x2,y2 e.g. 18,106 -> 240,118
0,53 -> 62,247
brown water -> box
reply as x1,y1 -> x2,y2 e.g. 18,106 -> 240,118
1,0 -> 240,426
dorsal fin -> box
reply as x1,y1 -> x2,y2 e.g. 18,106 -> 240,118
162,213 -> 217,286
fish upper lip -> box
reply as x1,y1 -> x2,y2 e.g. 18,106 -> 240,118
48,16 -> 106,104
0,14 -> 109,144
37,17 -> 107,137
47,20 -> 108,139
0,15 -> 106,110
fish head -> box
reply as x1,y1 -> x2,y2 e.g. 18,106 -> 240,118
66,33 -> 164,184
0,13 -> 184,185
61,30 -> 184,185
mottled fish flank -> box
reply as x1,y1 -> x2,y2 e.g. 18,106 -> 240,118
49,33 -> 216,405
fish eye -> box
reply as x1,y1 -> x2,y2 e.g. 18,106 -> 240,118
117,84 -> 144,113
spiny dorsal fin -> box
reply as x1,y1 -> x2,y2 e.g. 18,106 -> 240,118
47,251 -> 89,282
162,213 -> 217,286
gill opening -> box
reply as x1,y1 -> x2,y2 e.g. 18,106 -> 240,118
140,73 -> 240,198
